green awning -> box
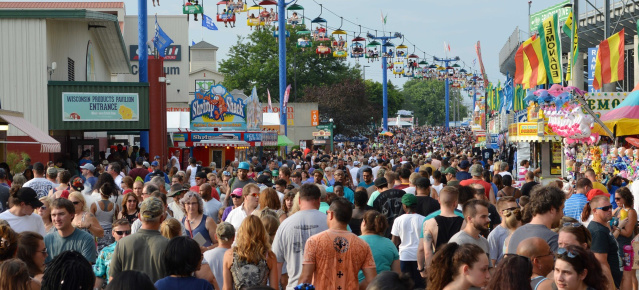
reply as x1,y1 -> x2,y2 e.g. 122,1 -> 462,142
277,135 -> 294,146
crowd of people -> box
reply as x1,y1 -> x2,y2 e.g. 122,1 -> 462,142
0,125 -> 636,289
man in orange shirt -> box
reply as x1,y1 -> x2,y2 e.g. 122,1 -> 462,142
299,198 -> 377,289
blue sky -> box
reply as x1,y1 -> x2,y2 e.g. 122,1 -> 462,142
26,0 -> 573,103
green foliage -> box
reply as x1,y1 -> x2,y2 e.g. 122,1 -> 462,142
302,78 -> 376,136
6,151 -> 29,175
364,79 -> 403,122
402,79 -> 468,126
219,25 -> 359,101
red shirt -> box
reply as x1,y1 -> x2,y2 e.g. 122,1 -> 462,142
459,178 -> 492,199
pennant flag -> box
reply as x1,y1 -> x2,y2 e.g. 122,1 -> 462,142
202,14 -> 218,30
563,12 -> 579,81
514,35 -> 547,89
380,11 -> 387,25
267,88 -> 273,112
153,16 -> 174,57
283,85 -> 291,108
192,40 -> 196,46
538,14 -> 563,84
593,29 -> 625,90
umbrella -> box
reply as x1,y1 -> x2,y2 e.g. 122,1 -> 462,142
379,131 -> 393,137
593,90 -> 639,136
626,137 -> 639,147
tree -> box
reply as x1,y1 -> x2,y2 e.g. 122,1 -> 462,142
364,79 -> 403,122
302,78 -> 377,136
402,79 -> 468,126
219,26 -> 359,101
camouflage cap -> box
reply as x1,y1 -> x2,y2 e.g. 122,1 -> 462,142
139,197 -> 164,220
216,222 -> 236,241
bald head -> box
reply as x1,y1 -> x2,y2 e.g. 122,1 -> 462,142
516,237 -> 549,258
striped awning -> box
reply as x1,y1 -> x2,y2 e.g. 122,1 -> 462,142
509,135 -> 561,143
0,111 -> 61,153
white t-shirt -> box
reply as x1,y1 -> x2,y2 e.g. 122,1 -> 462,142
371,166 -> 381,181
187,165 -> 198,186
349,167 -> 359,185
171,156 -> 181,171
23,177 -> 55,199
0,211 -> 46,236
390,213 -> 425,261
226,205 -> 258,230
203,247 -> 229,290
272,209 -> 328,290
403,187 -> 416,195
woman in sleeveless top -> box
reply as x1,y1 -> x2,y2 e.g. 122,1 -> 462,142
186,157 -> 198,187
117,192 -> 139,224
48,170 -> 71,199
68,191 -> 103,238
223,215 -> 278,290
180,191 -> 217,251
91,183 -> 119,252
612,187 -> 638,290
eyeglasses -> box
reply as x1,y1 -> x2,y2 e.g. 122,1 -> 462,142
249,193 -> 259,198
39,206 -> 47,210
72,201 -> 81,205
557,247 -> 578,258
596,205 -> 613,211
231,194 -> 242,199
562,222 -> 582,228
114,230 -> 131,236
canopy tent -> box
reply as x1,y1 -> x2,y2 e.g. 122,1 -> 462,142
593,90 -> 639,136
277,135 -> 294,146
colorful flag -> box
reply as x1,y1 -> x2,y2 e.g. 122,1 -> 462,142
192,40 -> 196,46
153,16 -> 174,57
515,35 -> 547,89
202,14 -> 218,30
475,41 -> 488,83
538,14 -> 563,84
283,85 -> 291,108
267,88 -> 273,112
380,11 -> 387,25
593,29 -> 625,90
563,12 -> 579,81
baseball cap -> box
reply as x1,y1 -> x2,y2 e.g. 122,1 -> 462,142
154,155 -> 161,160
143,161 -> 150,168
353,161 -> 360,166
46,167 -> 58,176
216,222 -> 236,241
139,197 -> 164,220
167,184 -> 188,197
587,189 -> 610,201
256,175 -> 273,187
402,194 -> 417,206
238,162 -> 250,170
272,170 -> 279,177
196,172 -> 207,179
231,188 -> 243,197
150,169 -> 164,177
470,164 -> 483,177
374,177 -> 388,188
459,160 -> 470,169
16,187 -> 43,208
151,161 -> 159,167
442,167 -> 457,175
80,163 -> 96,171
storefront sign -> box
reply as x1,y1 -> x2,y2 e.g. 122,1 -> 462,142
530,0 -> 570,32
173,133 -> 187,142
244,133 -> 262,142
62,92 -> 139,121
583,92 -> 628,119
588,47 -> 599,93
311,110 -> 319,126
263,106 -> 294,120
130,45 -> 181,61
191,133 -> 241,142
262,132 -> 278,146
191,84 -> 248,130
518,122 -> 538,136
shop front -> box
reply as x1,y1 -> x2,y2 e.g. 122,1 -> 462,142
508,121 -> 563,181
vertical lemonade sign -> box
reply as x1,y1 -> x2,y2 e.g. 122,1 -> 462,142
538,14 -> 563,84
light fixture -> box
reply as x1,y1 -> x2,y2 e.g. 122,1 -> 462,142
47,62 -> 56,80
158,77 -> 166,83
329,118 -> 334,122
0,125 -> 8,131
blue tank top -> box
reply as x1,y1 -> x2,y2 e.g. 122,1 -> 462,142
183,215 -> 213,247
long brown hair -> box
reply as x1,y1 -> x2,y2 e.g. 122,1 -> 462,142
0,258 -> 31,290
120,192 -> 139,215
16,231 -> 44,277
234,215 -> 272,264
428,243 -> 485,290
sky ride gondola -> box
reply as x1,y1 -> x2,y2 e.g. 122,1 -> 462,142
286,3 -> 304,27
183,0 -> 204,21
365,40 -> 380,62
216,1 -> 236,24
331,19 -> 347,58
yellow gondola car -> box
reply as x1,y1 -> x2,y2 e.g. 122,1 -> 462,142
331,29 -> 347,58
246,5 -> 265,26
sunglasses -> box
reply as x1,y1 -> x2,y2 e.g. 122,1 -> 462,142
615,197 -> 621,201
195,177 -> 201,180
39,206 -> 47,210
596,205 -> 613,211
502,207 -> 518,212
562,222 -> 583,228
114,230 -> 131,236
557,247 -> 578,258
231,194 -> 242,199
249,193 -> 259,198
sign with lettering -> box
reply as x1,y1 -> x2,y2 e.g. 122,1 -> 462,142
583,92 -> 628,119
191,133 -> 241,142
588,47 -> 599,93
190,84 -> 248,130
62,92 -> 139,121
311,110 -> 319,126
130,45 -> 181,61
518,122 -> 539,136
530,0 -> 570,32
243,133 -> 262,142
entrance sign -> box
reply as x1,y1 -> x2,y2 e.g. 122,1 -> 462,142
62,92 -> 139,121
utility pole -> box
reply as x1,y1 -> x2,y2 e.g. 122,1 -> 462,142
367,32 -> 403,131
433,56 -> 460,132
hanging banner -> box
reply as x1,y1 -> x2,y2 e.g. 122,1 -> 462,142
588,47 -> 600,92
530,0 -> 571,32
538,14 -> 563,84
190,84 -> 248,130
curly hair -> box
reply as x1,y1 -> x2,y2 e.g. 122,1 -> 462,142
528,185 -> 565,216
616,187 -> 634,208
179,191 -> 204,215
0,225 -> 18,262
234,215 -> 272,264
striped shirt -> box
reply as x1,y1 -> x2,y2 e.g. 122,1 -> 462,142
563,193 -> 588,221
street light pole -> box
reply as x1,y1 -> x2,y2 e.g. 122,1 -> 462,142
329,118 -> 335,153
433,56 -> 460,132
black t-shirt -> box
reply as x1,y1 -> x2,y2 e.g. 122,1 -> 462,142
481,149 -> 494,163
415,196 -> 440,217
588,221 -> 622,288
520,181 -> 539,197
372,188 -> 406,238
